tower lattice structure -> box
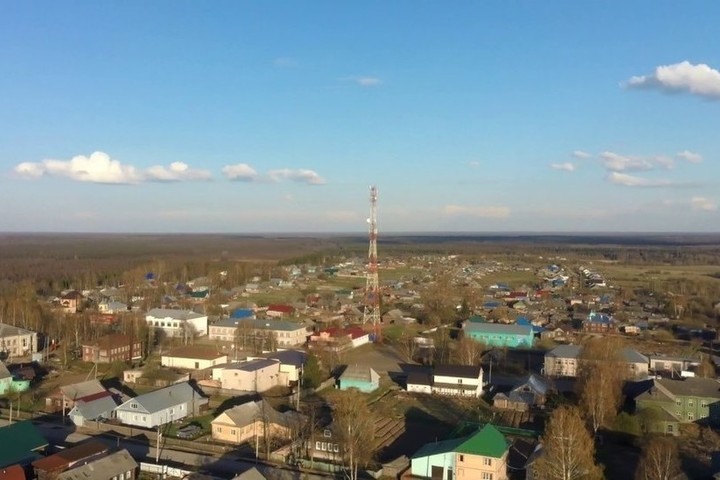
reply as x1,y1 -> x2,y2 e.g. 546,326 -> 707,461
363,186 -> 381,337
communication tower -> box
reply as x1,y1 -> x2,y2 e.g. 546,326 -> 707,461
363,186 -> 381,339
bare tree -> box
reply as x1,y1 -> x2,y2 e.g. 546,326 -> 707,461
397,331 -> 418,362
577,337 -> 625,434
331,390 -> 376,480
532,405 -> 603,480
454,334 -> 484,366
635,436 -> 681,480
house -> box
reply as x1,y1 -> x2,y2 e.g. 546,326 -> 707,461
338,364 -> 380,393
462,322 -> 534,348
493,374 -> 549,412
649,354 -> 701,375
406,365 -> 484,398
306,424 -> 344,462
308,327 -> 370,351
411,424 -> 511,480
45,380 -> 108,414
0,361 -> 30,395
544,345 -> 649,379
0,421 -> 48,468
583,311 -> 615,333
82,334 -> 143,364
59,291 -> 84,313
211,359 -> 282,393
145,309 -> 208,338
258,350 -> 306,387
114,382 -> 208,428
0,323 -> 38,359
32,441 -> 109,480
55,449 -> 138,480
211,399 -> 301,445
161,346 -> 228,370
634,377 -> 720,435
233,468 -> 268,480
67,390 -> 119,427
266,304 -> 295,318
97,301 -> 128,315
209,318 -> 309,347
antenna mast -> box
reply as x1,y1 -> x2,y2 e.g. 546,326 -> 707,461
363,186 -> 381,340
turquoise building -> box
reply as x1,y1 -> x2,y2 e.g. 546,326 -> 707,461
338,364 -> 380,393
462,321 -> 534,348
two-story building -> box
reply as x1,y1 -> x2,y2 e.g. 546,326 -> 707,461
114,382 -> 208,428
0,323 -> 38,359
82,334 -> 143,364
462,322 -> 534,348
209,318 -> 308,347
544,344 -> 649,379
59,291 -> 84,314
406,365 -> 484,398
583,311 -> 616,334
145,309 -> 208,338
211,359 -> 282,393
411,424 -> 510,480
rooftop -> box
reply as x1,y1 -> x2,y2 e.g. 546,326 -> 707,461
463,322 -> 533,336
163,346 -> 226,361
118,382 -> 205,414
146,308 -> 205,321
82,334 -> 136,350
657,377 -> 720,399
32,441 -> 108,472
340,364 -> 380,384
434,364 -> 482,379
56,450 -> 137,480
0,323 -> 35,338
0,421 -> 48,468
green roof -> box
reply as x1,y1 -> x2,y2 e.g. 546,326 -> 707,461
0,421 -> 48,468
456,424 -> 510,458
412,437 -> 466,458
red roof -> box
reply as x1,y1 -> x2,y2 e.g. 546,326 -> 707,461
507,291 -> 528,299
32,440 -> 108,472
77,390 -> 113,403
0,465 -> 25,480
316,327 -> 368,340
267,304 -> 295,314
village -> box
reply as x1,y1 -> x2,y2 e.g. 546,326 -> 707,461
1,251 -> 720,480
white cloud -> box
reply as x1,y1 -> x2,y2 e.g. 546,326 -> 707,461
626,61 -> 720,99
606,172 -> 673,188
572,150 -> 591,159
599,151 -> 674,172
145,162 -> 211,182
676,150 -> 703,163
222,163 -> 259,182
550,162 -> 576,172
14,152 -> 212,184
267,168 -> 326,185
691,197 -> 717,211
442,205 -> 510,218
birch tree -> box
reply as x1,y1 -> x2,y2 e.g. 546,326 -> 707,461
577,337 -> 624,434
331,390 -> 376,480
454,334 -> 484,366
635,436 -> 681,480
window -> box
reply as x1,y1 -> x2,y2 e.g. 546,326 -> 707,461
688,400 -> 694,407
701,401 -> 709,408
459,455 -> 464,462
333,444 -> 339,453
321,442 -> 327,451
217,427 -> 222,433
315,441 -> 321,450
667,424 -> 674,433
483,458 -> 492,466
688,413 -> 694,421
482,474 -> 493,480
230,429 -> 236,435
676,400 -> 682,406
130,403 -> 138,409
457,379 -> 463,384
169,408 -> 175,414
126,471 -> 132,480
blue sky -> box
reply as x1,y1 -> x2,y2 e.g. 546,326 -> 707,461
1,1 -> 719,233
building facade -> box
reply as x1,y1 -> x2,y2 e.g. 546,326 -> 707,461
208,318 -> 308,347
145,309 -> 208,338
0,323 -> 38,359
212,359 -> 281,392
462,322 -> 534,348
114,382 -> 208,428
161,346 -> 227,370
82,334 -> 143,364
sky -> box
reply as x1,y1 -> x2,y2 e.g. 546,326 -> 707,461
1,1 -> 720,233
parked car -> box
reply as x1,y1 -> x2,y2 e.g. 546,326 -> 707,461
176,424 -> 202,439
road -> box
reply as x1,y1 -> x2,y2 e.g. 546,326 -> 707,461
0,419 -> 335,479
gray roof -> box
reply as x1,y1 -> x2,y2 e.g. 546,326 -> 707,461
213,317 -> 307,332
434,365 -> 482,379
214,400 -> 299,429
546,344 -> 582,359
57,449 -> 137,480
621,348 -> 649,364
265,350 -> 306,367
146,308 -> 205,321
657,378 -> 720,399
340,364 -> 380,384
463,322 -> 533,335
118,382 -> 206,414
0,323 -> 35,338
70,395 -> 119,421
237,359 -> 279,372
60,380 -> 106,401
233,467 -> 267,480
0,361 -> 11,381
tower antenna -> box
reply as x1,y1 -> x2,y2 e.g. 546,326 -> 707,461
363,186 -> 381,341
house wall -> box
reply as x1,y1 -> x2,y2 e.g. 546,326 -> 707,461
274,328 -> 308,347
411,451 -> 455,479
0,331 -> 38,358
212,419 -> 290,445
466,331 -> 533,348
145,315 -> 209,338
407,383 -> 432,394
82,342 -> 143,364
161,354 -> 227,370
339,378 -> 378,393
455,451 -> 508,480
221,363 -> 281,392
115,402 -> 189,428
351,334 -> 370,348
544,356 -> 579,377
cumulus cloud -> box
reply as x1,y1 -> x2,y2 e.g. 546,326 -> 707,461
222,163 -> 259,182
14,152 -> 211,184
599,151 -> 674,172
572,150 -> 591,159
625,61 -> 720,99
606,172 -> 673,188
676,150 -> 703,163
550,162 -> 576,172
145,162 -> 212,182
691,197 -> 717,211
442,205 -> 510,218
268,168 -> 325,185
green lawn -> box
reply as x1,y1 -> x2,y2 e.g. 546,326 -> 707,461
165,412 -> 215,438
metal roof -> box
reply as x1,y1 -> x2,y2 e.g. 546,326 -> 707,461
117,382 -> 205,414
56,450 -> 138,480
146,308 -> 205,321
463,322 -> 533,336
339,364 -> 379,384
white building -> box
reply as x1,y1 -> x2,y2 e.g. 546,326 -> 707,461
406,365 -> 484,397
145,309 -> 208,338
211,359 -> 282,393
161,346 -> 228,370
0,323 -> 38,359
114,382 -> 208,428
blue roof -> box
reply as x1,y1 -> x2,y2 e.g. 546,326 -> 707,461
231,308 -> 254,319
587,312 -> 613,324
484,301 -> 502,308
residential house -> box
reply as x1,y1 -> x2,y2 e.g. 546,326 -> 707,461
0,421 -> 48,468
45,380 -> 108,414
209,318 -> 308,347
257,350 -> 306,387
493,374 -> 549,412
233,468 -> 268,480
211,399 -> 301,445
338,364 -> 380,393
114,382 -> 208,428
98,301 -> 128,315
411,424 -> 510,480
67,391 -> 119,427
544,345 -> 648,379
211,359 -> 282,393
649,354 -> 701,375
462,322 -> 534,348
55,449 -> 138,480
161,346 -> 228,370
583,312 -> 616,334
0,323 -> 38,359
0,361 -> 30,395
406,365 -> 484,398
59,291 -> 84,314
266,304 -> 295,318
308,327 -> 370,352
634,377 -> 720,435
306,424 -> 343,462
32,441 -> 109,480
145,309 -> 208,338
82,334 -> 142,364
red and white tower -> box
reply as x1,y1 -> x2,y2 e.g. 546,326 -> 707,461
363,185 -> 381,338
